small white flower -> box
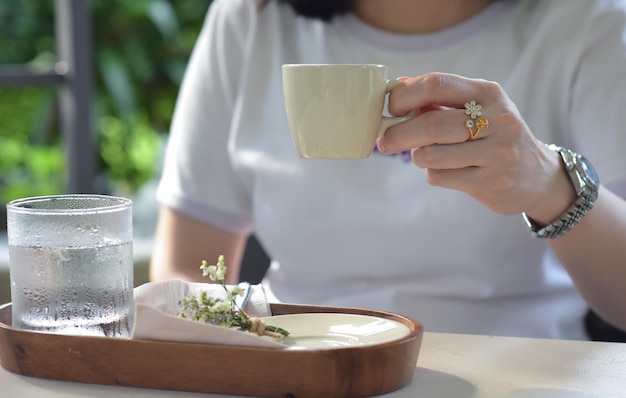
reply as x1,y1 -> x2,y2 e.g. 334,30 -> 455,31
464,100 -> 482,119
201,256 -> 227,281
230,286 -> 244,296
200,260 -> 211,276
211,300 -> 231,313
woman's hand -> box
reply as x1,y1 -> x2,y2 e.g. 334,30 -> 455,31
378,73 -> 626,331
378,72 -> 576,224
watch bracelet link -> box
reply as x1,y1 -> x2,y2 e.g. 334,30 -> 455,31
521,145 -> 600,240
522,194 -> 595,239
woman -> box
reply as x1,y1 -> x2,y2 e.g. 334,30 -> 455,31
150,0 -> 626,340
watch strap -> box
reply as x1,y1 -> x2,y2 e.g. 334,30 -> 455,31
522,194 -> 595,239
522,145 -> 599,239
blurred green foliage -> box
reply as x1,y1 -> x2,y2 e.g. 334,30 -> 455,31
0,0 -> 212,203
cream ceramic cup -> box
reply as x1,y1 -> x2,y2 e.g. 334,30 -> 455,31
282,64 -> 413,159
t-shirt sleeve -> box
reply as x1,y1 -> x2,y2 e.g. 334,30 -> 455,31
570,1 -> 626,197
156,0 -> 258,234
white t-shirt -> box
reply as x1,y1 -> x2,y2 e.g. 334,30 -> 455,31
157,0 -> 626,340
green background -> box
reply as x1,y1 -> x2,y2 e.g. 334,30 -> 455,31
0,0 -> 212,204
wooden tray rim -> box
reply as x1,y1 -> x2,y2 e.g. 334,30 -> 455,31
0,302 -> 423,398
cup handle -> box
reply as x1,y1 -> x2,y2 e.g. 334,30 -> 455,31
378,79 -> 417,136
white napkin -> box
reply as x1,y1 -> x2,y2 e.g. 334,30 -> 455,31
131,280 -> 284,348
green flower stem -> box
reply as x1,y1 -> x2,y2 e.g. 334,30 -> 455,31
177,256 -> 290,339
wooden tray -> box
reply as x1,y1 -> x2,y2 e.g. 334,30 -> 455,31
0,302 -> 423,398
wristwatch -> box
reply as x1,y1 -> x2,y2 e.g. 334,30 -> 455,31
522,145 -> 600,239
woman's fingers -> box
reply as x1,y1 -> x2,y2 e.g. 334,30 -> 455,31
410,138 -> 491,169
388,72 -> 502,115
380,73 -> 507,154
380,105 -> 498,155
376,72 -> 558,216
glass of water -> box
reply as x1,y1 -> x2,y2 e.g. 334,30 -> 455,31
6,194 -> 134,338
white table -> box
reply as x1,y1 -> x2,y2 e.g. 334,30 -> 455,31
2,332 -> 625,398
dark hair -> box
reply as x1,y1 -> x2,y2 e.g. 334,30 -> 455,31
275,0 -> 353,21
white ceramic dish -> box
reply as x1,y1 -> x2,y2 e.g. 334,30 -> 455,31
263,313 -> 411,350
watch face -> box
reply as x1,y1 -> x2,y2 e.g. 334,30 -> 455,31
579,155 -> 600,187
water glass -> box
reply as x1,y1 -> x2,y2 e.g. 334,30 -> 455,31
6,194 -> 134,337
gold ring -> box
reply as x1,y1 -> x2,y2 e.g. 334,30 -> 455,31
466,117 -> 489,140
464,100 -> 488,140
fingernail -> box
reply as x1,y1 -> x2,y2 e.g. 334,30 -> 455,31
377,137 -> 386,153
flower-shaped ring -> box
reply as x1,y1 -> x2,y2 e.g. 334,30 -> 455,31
464,100 -> 488,140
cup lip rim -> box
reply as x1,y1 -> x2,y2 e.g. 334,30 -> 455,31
282,63 -> 386,68
6,194 -> 132,214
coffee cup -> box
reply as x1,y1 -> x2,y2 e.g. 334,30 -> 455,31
282,64 -> 413,159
